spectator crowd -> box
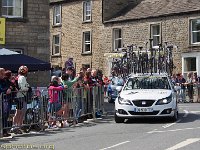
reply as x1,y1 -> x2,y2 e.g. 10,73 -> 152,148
0,61 -> 112,137
1,58 -> 200,138
171,72 -> 200,103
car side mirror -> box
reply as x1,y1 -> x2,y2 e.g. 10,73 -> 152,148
116,86 -> 123,92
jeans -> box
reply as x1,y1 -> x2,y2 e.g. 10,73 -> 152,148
179,89 -> 186,102
74,97 -> 82,120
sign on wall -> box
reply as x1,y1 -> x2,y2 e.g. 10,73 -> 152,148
0,18 -> 5,45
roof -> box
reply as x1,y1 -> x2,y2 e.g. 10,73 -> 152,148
106,0 -> 200,23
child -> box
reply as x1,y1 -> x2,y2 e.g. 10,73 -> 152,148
48,80 -> 67,128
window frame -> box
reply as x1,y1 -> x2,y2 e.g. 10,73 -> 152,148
190,18 -> 200,45
113,28 -> 123,51
150,23 -> 161,47
2,0 -> 23,18
53,5 -> 62,26
82,31 -> 92,54
181,52 -> 200,79
52,34 -> 61,56
83,1 -> 92,22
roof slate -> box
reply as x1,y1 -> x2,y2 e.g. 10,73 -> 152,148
106,0 -> 200,23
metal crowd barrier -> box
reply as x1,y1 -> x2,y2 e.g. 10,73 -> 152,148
176,84 -> 200,102
0,86 -> 104,138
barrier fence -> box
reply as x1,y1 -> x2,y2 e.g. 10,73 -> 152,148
0,86 -> 104,138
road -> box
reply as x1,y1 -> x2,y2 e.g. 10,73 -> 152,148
1,102 -> 200,150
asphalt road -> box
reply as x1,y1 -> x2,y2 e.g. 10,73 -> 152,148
1,102 -> 200,150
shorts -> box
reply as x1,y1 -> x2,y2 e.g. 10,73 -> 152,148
15,97 -> 27,110
48,102 -> 62,114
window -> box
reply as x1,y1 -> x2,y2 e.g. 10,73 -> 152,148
82,31 -> 91,53
191,19 -> 200,44
2,0 -> 23,18
182,52 -> 200,79
150,24 -> 160,47
52,35 -> 60,55
113,28 -> 122,51
53,5 -> 61,26
82,64 -> 90,70
184,57 -> 196,72
83,1 -> 91,22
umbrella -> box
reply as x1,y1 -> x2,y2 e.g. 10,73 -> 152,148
0,48 -> 19,55
0,48 -> 51,72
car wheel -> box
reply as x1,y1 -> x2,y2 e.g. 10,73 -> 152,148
115,113 -> 125,123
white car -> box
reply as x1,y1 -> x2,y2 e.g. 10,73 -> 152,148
115,73 -> 178,123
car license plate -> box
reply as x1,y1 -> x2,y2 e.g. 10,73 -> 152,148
135,108 -> 153,112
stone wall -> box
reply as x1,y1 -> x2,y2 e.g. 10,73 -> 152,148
0,0 -> 50,86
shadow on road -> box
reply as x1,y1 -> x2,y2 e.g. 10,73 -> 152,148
125,117 -> 172,124
124,112 -> 200,124
177,112 -> 200,124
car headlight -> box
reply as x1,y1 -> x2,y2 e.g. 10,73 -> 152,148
118,97 -> 132,105
156,95 -> 172,105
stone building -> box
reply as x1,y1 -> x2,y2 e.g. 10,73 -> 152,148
103,0 -> 200,77
0,0 -> 50,86
50,0 -> 200,77
50,0 -> 104,72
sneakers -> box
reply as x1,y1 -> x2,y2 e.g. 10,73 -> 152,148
48,124 -> 58,129
63,121 -> 69,128
3,132 -> 11,137
10,127 -> 23,134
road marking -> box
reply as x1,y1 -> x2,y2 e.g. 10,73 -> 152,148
99,141 -> 130,150
148,126 -> 200,134
162,109 -> 188,129
179,106 -> 200,108
162,119 -> 181,129
190,111 -> 200,114
165,138 -> 200,150
183,110 -> 189,118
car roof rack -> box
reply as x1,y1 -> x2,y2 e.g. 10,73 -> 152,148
110,39 -> 176,77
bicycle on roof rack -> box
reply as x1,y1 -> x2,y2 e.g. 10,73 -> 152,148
110,39 -> 176,77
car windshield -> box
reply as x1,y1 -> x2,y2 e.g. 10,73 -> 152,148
123,76 -> 171,90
